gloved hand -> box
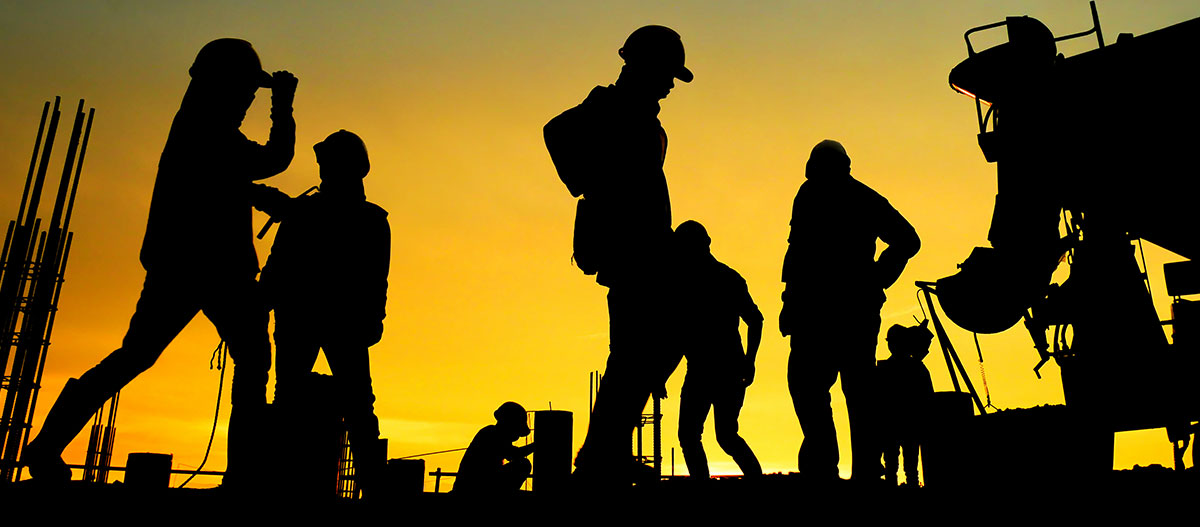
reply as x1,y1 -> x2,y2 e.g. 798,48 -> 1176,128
270,70 -> 298,111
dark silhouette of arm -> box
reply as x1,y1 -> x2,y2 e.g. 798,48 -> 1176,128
363,210 -> 391,346
239,71 -> 297,180
874,200 -> 920,290
512,442 -> 535,459
248,184 -> 293,217
739,275 -> 764,386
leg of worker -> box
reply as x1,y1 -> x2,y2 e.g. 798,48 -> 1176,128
575,286 -> 657,482
500,458 -> 533,491
204,276 -> 271,486
788,334 -> 839,480
883,436 -> 900,486
902,437 -> 920,485
677,373 -> 711,479
713,380 -> 762,478
841,317 -> 881,481
23,272 -> 199,480
271,310 -> 321,407
325,341 -> 383,492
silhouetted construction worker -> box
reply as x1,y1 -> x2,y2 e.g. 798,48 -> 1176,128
878,322 -> 934,486
674,221 -> 763,480
454,401 -> 536,495
544,25 -> 692,485
251,130 -> 390,493
780,139 -> 919,482
22,39 -> 295,485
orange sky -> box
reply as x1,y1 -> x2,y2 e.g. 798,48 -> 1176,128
1,1 -> 1197,489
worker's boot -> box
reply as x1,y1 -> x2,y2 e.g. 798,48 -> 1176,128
22,377 -> 107,482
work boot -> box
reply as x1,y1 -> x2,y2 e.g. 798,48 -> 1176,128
22,377 -> 107,482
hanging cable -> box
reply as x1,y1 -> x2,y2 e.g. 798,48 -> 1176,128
973,332 -> 998,411
178,340 -> 227,488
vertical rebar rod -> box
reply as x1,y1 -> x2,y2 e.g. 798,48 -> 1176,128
16,102 -> 50,225
61,108 -> 94,237
2,100 -> 85,477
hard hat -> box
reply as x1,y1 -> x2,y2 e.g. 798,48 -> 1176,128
494,401 -> 531,436
314,130 -> 371,179
619,25 -> 693,83
189,38 -> 272,88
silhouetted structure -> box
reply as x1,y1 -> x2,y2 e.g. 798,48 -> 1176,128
21,39 -> 295,486
252,129 -> 390,495
673,221 -> 763,479
544,24 -> 692,487
929,2 -> 1200,476
877,322 -> 934,486
0,97 -> 93,482
454,402 -> 535,495
781,139 -> 919,481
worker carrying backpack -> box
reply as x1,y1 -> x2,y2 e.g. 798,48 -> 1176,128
544,99 -> 605,276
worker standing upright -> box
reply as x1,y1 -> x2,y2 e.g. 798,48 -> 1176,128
781,140 -> 920,483
252,129 -> 390,494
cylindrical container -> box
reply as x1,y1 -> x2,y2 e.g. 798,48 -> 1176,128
385,458 -> 425,495
531,410 -> 572,493
921,391 -> 974,487
125,452 -> 172,488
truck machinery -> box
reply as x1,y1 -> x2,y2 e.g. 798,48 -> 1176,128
927,2 -> 1199,477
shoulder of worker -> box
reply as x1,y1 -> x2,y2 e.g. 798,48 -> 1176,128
846,175 -> 893,207
361,200 -> 389,220
711,259 -> 747,287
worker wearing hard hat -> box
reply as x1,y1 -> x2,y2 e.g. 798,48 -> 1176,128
780,139 -> 920,483
251,129 -> 391,494
23,39 -> 296,487
454,401 -> 536,495
544,25 -> 693,486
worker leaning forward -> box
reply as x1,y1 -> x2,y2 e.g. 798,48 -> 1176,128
674,220 -> 764,480
251,130 -> 390,494
22,39 -> 296,486
780,140 -> 919,483
544,25 -> 693,486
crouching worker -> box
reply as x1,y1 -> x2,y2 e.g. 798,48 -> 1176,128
454,402 -> 536,495
251,130 -> 391,493
877,322 -> 934,486
674,221 -> 763,480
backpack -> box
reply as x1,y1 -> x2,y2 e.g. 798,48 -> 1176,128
545,101 -> 604,275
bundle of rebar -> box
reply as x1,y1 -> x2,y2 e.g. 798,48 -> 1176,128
0,97 -> 96,482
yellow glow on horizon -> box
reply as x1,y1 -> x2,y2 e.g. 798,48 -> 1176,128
2,1 -> 1197,489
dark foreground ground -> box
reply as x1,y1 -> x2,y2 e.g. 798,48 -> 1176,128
2,466 -> 1196,522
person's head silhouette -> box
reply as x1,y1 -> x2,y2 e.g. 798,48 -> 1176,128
806,139 -> 851,181
314,130 -> 370,182
617,25 -> 693,100
674,220 -> 711,259
494,401 -> 531,442
187,39 -> 273,123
